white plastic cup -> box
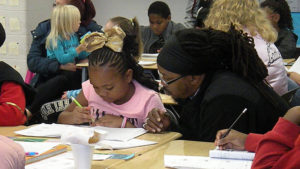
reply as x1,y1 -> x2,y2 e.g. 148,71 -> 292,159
71,144 -> 94,169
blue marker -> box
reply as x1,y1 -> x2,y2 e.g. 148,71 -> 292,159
26,152 -> 38,156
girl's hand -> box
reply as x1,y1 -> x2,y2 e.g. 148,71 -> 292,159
76,43 -> 87,54
58,106 -> 91,124
143,108 -> 170,133
215,129 -> 247,150
93,114 -> 123,128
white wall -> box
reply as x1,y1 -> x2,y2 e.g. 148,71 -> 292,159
93,0 -> 188,27
0,0 -> 53,78
0,0 -> 187,78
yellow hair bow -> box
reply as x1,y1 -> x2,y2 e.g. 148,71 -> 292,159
82,26 -> 126,53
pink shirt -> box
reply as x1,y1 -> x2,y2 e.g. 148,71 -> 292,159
82,80 -> 165,127
253,34 -> 288,96
0,136 -> 25,169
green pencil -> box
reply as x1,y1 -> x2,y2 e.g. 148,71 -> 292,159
71,96 -> 82,108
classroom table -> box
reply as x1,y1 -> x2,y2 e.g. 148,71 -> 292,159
283,58 -> 296,70
0,126 -> 182,169
114,140 -> 215,169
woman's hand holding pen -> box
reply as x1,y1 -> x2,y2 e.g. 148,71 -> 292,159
215,129 -> 247,150
143,108 -> 170,133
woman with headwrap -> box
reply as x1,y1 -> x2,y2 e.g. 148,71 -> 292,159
143,28 -> 288,142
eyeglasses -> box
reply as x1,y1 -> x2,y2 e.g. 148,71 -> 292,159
158,71 -> 185,86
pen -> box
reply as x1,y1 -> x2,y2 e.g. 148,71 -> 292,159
71,96 -> 82,108
26,152 -> 38,156
221,108 -> 247,139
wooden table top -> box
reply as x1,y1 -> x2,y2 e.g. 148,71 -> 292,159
0,125 -> 182,169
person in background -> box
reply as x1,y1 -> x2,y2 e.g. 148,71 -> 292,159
58,19 -> 164,127
143,28 -> 288,141
261,0 -> 298,59
27,0 -> 101,88
26,0 -> 101,123
185,0 -> 213,28
215,106 -> 300,169
140,1 -> 185,53
0,22 -> 35,126
204,0 -> 288,96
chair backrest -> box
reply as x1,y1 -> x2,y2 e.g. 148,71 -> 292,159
281,86 -> 300,105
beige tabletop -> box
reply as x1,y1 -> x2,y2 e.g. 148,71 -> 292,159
0,126 -> 182,169
114,140 -> 215,169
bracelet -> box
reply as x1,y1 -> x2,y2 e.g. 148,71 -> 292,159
121,117 -> 127,128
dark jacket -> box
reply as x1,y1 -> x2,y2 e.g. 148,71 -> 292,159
171,71 -> 289,142
27,20 -> 102,87
275,29 -> 298,59
0,62 -> 35,106
140,21 -> 185,53
0,22 -> 5,47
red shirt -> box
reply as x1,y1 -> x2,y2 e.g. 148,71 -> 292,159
245,118 -> 300,169
0,82 -> 26,126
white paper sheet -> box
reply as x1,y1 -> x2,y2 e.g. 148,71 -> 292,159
164,155 -> 252,169
93,126 -> 147,141
25,152 -> 74,169
25,151 -> 112,169
141,53 -> 158,58
288,57 -> 300,73
138,60 -> 156,65
95,139 -> 156,150
16,124 -> 147,142
16,141 -> 60,155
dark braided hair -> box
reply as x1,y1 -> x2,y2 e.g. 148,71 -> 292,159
176,26 -> 268,84
88,17 -> 158,91
175,27 -> 284,109
88,47 -> 158,91
261,0 -> 294,30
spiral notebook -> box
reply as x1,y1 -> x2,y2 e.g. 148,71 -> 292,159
209,148 -> 255,161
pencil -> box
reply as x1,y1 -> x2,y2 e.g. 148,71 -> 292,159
221,108 -> 247,139
71,96 -> 82,108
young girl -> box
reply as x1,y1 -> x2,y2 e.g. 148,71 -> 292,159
46,5 -> 89,64
58,19 -> 165,128
27,5 -> 90,124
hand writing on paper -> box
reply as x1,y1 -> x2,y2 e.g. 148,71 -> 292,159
58,106 -> 91,124
143,108 -> 170,133
93,114 -> 123,128
215,129 -> 247,151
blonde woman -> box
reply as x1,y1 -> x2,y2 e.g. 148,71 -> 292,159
46,5 -> 89,64
205,0 -> 288,96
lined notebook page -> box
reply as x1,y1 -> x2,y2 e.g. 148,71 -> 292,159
209,148 -> 255,161
164,155 -> 252,169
